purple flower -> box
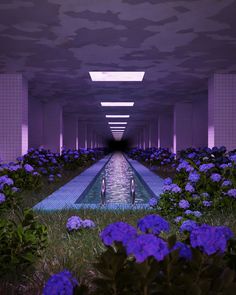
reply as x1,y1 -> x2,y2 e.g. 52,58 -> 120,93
179,200 -> 190,209
222,180 -> 232,187
190,225 -> 233,255
180,220 -> 198,232
188,171 -> 200,183
100,222 -> 137,246
199,163 -> 215,172
171,184 -> 182,193
24,164 -> 34,172
11,187 -> 19,193
43,270 -> 78,295
203,201 -> 212,207
230,154 -> 236,163
149,198 -> 157,207
0,175 -> 14,186
172,242 -> 192,260
227,189 -> 236,198
33,172 -> 40,176
137,215 -> 169,235
126,234 -> 169,263
201,192 -> 209,198
82,219 -> 96,228
174,216 -> 183,223
185,210 -> 193,215
163,177 -> 172,185
193,211 -> 202,218
177,161 -> 194,172
185,183 -> 195,193
66,216 -> 83,231
0,193 -> 6,204
210,173 -> 221,182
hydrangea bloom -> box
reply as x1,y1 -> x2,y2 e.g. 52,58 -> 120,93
190,225 -> 233,255
222,180 -> 232,187
188,171 -> 200,183
149,197 -> 157,207
227,189 -> 236,198
180,220 -> 198,232
0,175 -> 14,186
193,211 -> 202,218
203,200 -> 212,207
174,216 -> 183,223
171,184 -> 182,193
24,164 -> 34,172
82,219 -> 95,228
185,183 -> 195,193
0,193 -> 6,204
177,161 -> 194,172
43,270 -> 78,295
126,234 -> 169,263
185,210 -> 193,215
179,200 -> 190,209
201,192 -> 209,198
163,177 -> 172,185
137,215 -> 169,235
172,241 -> 192,260
100,222 -> 137,246
66,216 -> 83,231
199,163 -> 215,172
230,154 -> 236,163
210,173 -> 221,182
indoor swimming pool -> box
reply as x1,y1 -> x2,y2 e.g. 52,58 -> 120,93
77,152 -> 151,205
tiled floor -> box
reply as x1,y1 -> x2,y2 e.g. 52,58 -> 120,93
33,156 -> 164,212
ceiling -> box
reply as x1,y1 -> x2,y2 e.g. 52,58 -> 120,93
0,0 -> 236,141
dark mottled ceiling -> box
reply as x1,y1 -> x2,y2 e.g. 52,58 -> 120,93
0,0 -> 236,140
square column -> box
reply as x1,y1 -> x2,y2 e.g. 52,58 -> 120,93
150,119 -> 158,147
158,112 -> 173,151
0,74 -> 28,163
208,74 -> 236,150
78,122 -> 87,148
63,115 -> 78,150
192,97 -> 208,148
173,102 -> 192,153
29,97 -> 43,149
43,101 -> 63,153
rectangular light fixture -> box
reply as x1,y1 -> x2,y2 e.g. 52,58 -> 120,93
110,126 -> 126,129
89,71 -> 145,82
108,122 -> 127,125
101,102 -> 134,107
111,130 -> 125,132
105,115 -> 130,118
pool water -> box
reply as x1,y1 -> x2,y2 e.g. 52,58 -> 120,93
77,152 -> 151,204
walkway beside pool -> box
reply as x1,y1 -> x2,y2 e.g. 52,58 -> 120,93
33,155 -> 164,212
127,158 -> 164,198
33,155 -> 111,211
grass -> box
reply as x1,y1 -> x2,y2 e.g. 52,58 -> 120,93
2,161 -> 236,294
2,206 -> 236,295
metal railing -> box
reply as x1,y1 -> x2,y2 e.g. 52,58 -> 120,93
130,177 -> 135,204
101,176 -> 106,205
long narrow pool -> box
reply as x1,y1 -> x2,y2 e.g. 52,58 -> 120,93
76,152 -> 151,204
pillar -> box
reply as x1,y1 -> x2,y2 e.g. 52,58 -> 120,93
192,97 -> 208,148
173,102 -> 192,154
43,101 -> 63,153
149,119 -> 158,147
78,121 -> 87,148
208,74 -> 236,150
0,74 -> 28,163
29,97 -> 43,149
158,112 -> 173,151
63,114 -> 78,150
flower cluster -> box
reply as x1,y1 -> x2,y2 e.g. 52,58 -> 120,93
43,270 -> 78,295
66,216 -> 95,231
137,214 -> 170,235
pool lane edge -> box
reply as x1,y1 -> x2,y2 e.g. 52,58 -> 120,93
125,156 -> 164,199
32,155 -> 112,211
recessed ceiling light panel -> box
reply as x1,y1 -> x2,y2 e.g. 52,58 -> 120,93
106,115 -> 130,118
101,102 -> 134,107
108,122 -> 127,125
89,71 -> 145,82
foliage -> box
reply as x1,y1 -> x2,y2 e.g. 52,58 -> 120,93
0,208 -> 47,278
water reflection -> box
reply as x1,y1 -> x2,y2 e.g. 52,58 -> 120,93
80,152 -> 150,204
